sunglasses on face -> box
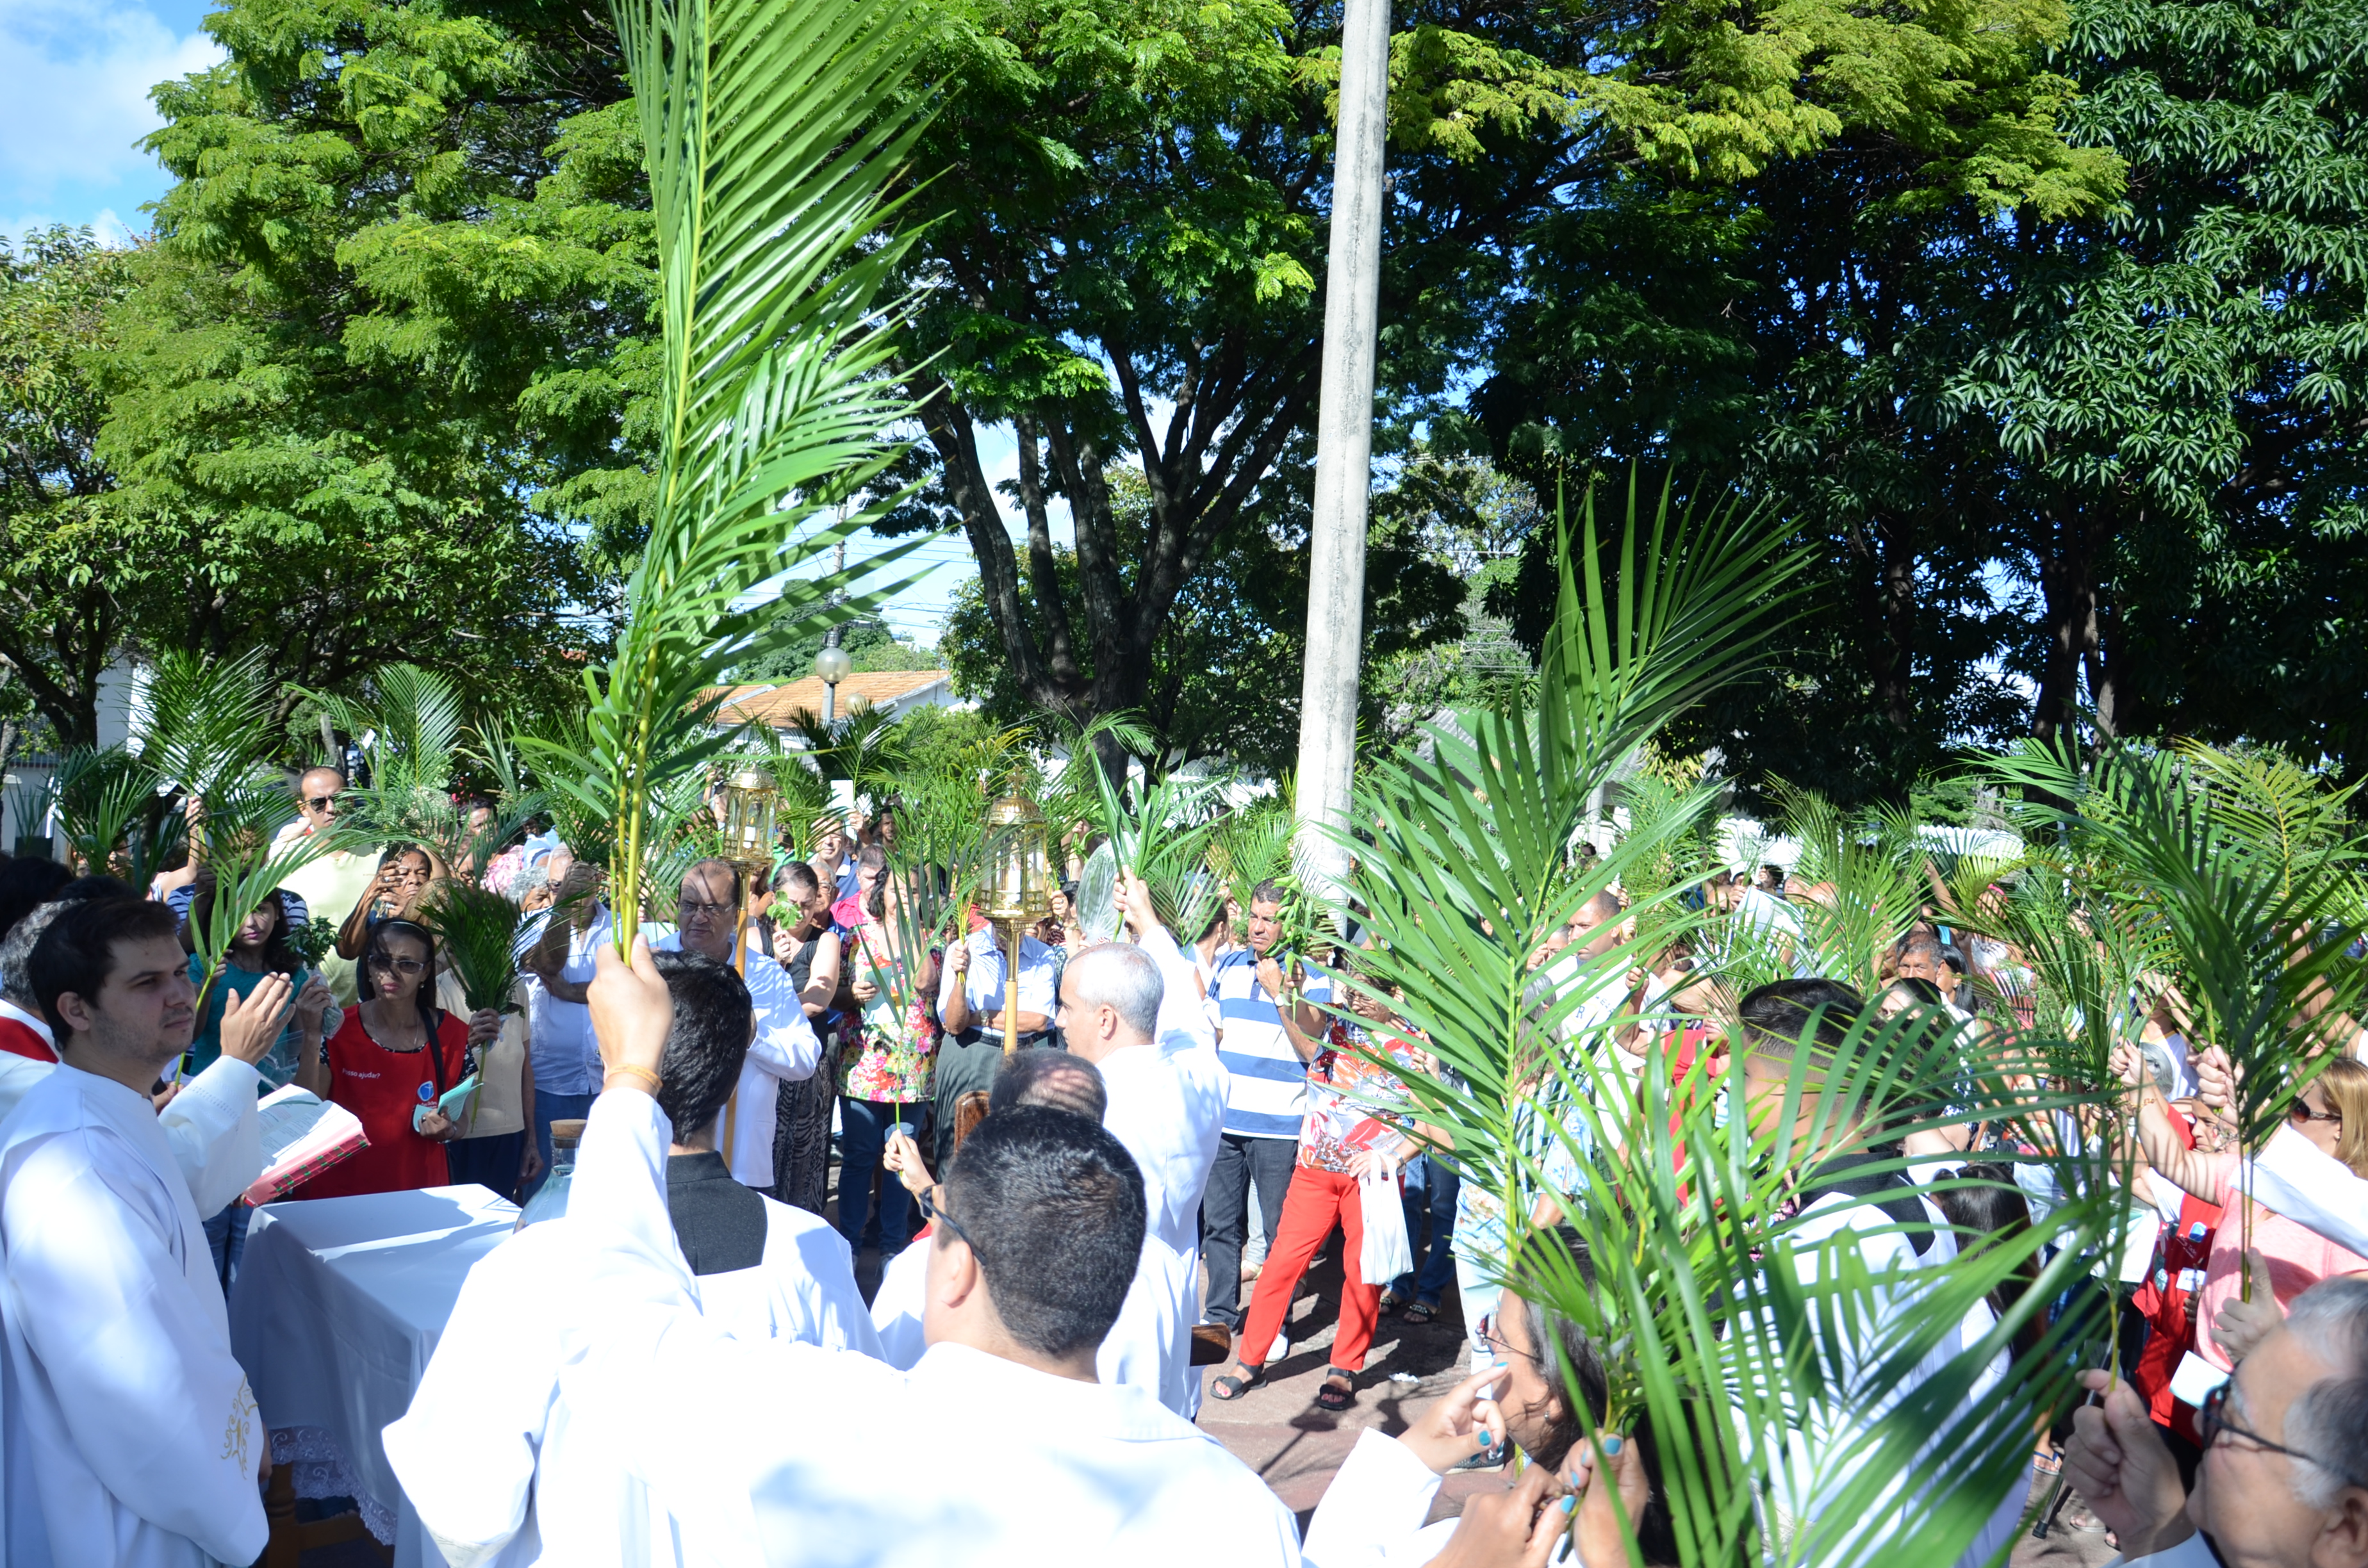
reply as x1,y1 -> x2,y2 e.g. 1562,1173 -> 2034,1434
370,954 -> 427,977
2290,1100 -> 2342,1127
306,795 -> 340,812
678,900 -> 732,919
917,1186 -> 987,1268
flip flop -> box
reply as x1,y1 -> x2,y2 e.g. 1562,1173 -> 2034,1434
1313,1369 -> 1356,1412
1209,1367 -> 1263,1401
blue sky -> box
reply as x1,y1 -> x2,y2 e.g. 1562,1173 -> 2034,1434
2,0 -> 219,242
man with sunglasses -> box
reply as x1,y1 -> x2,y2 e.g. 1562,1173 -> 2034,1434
2063,1274 -> 2368,1567
650,859 -> 821,1191
272,767 -> 381,1007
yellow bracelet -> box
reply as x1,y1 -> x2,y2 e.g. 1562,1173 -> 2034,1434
604,1063 -> 662,1094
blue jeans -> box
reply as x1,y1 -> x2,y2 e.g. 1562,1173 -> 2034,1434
1391,1156 -> 1461,1306
527,1090 -> 595,1204
204,1200 -> 251,1293
837,1097 -> 923,1254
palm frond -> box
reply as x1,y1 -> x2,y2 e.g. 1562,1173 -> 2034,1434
532,0 -> 944,946
418,879 -> 532,1015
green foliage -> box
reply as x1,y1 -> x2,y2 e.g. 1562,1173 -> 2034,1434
523,0 -> 941,946
419,879 -> 531,1016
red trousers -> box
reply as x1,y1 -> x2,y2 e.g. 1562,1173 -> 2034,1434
1235,1164 -> 1384,1372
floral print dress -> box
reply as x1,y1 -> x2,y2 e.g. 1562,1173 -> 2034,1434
834,919 -> 937,1104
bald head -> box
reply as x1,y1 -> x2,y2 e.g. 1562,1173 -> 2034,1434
294,767 -> 347,829
989,1050 -> 1107,1122
1059,942 -> 1163,1063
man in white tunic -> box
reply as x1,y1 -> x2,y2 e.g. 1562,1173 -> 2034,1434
555,938 -> 1302,1568
650,860 -> 821,1189
871,1049 -> 1181,1401
1059,878 -> 1228,1413
0,898 -> 285,1567
385,949 -> 875,1568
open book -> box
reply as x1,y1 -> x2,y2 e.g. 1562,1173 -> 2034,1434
243,1085 -> 368,1206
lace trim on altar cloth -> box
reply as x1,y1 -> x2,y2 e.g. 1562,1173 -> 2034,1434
268,1425 -> 397,1545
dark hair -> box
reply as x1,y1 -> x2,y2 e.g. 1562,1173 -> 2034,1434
649,950 -> 754,1139
941,1104 -> 1145,1359
1737,978 -> 1863,1064
29,897 -> 181,1036
1880,976 -> 1943,1009
989,1049 -> 1106,1120
0,858 -> 74,942
61,874 -> 133,901
186,871 -> 301,976
361,918 -> 444,1045
682,857 -> 744,905
1933,1163 -> 2040,1363
773,861 -> 820,901
1249,879 -> 1287,910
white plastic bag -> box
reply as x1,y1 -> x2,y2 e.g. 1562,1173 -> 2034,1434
1358,1168 -> 1413,1284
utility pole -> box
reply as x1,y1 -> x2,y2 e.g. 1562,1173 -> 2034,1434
1291,0 -> 1390,907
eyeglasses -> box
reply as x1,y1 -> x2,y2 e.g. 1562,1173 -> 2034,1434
916,1186 -> 987,1269
678,900 -> 732,919
2199,1381 -> 2322,1468
369,954 -> 427,977
2290,1100 -> 2342,1127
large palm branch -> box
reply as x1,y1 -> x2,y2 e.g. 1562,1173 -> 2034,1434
529,0 -> 942,946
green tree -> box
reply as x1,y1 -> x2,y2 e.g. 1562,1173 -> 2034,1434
0,227 -> 139,748
939,466 -> 1461,771
1948,0 -> 2368,773
98,0 -> 655,721
1474,0 -> 2126,803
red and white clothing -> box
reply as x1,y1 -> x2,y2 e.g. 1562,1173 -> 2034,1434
0,1002 -> 54,1064
299,1011 -> 472,1200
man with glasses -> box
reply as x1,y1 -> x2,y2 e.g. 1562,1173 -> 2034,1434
2063,1275 -> 2368,1566
273,767 -> 380,1006
650,859 -> 821,1191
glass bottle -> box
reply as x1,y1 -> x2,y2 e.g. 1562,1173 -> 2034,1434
514,1118 -> 586,1230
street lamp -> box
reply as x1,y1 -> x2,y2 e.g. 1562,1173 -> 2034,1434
814,636 -> 852,724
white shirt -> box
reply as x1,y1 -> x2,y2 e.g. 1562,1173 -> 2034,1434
383,1171 -> 880,1568
557,1092 -> 1303,1568
938,929 -> 1058,1029
523,908 -> 613,1097
1102,926 -> 1230,1258
0,1064 -> 267,1567
1301,1428 -> 1471,1568
2240,1123 -> 2368,1256
649,932 -> 822,1188
0,1054 -> 262,1218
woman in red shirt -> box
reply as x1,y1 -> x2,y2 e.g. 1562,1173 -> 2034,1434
295,918 -> 486,1198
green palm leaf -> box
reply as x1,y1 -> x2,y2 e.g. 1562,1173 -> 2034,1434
532,0 -> 944,945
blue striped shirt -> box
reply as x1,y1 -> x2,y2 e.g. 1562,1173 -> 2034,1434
1209,947 -> 1331,1138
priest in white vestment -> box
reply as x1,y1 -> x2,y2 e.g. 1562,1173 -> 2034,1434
552,937 -> 1302,1568
649,859 -> 819,1188
384,949 -> 876,1568
0,897 -> 267,1214
0,899 -> 288,1567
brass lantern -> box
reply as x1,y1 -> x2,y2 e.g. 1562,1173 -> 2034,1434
980,787 -> 1055,1054
719,769 -> 780,873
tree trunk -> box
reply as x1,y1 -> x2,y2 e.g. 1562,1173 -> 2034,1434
2031,500 -> 2116,748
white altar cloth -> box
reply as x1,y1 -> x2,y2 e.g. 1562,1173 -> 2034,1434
229,1183 -> 518,1568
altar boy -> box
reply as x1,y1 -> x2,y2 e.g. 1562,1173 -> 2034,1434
385,950 -> 876,1567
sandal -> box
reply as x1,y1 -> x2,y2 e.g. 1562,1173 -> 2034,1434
1209,1365 -> 1264,1401
1313,1369 -> 1356,1412
1402,1301 -> 1438,1326
1377,1289 -> 1406,1316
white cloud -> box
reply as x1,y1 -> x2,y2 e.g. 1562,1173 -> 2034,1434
0,0 -> 222,209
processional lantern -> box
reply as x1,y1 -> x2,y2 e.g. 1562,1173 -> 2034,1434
980,786 -> 1056,1055
719,769 -> 780,974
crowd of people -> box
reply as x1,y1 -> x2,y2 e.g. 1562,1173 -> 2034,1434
0,764 -> 2362,1568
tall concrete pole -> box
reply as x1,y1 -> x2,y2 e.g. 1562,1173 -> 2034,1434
1292,0 -> 1390,909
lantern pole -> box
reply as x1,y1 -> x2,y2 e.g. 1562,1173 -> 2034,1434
1000,916 -> 1024,1057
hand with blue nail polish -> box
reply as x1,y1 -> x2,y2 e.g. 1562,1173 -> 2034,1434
1399,1366 -> 1513,1476
1563,1430 -> 1652,1566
